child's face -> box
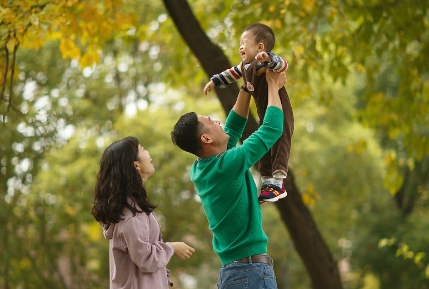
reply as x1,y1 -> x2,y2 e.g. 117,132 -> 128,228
239,30 -> 264,63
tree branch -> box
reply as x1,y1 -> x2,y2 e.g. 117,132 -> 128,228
1,32 -> 10,103
7,34 -> 19,113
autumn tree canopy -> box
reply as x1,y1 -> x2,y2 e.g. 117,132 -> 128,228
1,0 -> 428,288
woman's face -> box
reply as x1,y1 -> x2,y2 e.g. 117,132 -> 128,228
134,144 -> 155,182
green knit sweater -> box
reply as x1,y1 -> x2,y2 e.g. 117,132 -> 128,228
190,106 -> 284,265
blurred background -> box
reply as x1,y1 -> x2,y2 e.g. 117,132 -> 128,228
1,0 -> 428,288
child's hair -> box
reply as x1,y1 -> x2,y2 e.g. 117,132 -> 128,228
243,23 -> 275,51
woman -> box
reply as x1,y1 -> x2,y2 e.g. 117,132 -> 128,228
92,136 -> 195,289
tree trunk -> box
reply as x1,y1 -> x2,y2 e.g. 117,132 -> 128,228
162,0 -> 343,288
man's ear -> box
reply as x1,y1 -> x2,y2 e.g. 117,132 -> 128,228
200,134 -> 213,144
258,42 -> 265,51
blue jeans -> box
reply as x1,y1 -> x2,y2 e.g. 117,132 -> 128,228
217,257 -> 278,289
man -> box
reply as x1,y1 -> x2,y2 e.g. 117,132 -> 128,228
171,69 -> 285,289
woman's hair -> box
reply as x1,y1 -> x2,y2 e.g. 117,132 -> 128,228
92,136 -> 157,226
244,23 -> 275,52
171,112 -> 204,156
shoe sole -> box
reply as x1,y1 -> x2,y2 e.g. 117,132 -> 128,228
259,192 -> 287,204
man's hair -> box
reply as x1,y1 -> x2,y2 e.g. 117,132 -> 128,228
243,23 -> 275,52
171,112 -> 204,156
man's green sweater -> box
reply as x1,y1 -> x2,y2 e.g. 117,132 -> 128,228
190,106 -> 284,265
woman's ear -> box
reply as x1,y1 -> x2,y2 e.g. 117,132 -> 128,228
133,161 -> 140,171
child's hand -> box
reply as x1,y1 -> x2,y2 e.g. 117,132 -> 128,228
255,52 -> 271,63
203,80 -> 215,95
171,242 -> 195,260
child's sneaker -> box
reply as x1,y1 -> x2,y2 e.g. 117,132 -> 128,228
258,183 -> 287,204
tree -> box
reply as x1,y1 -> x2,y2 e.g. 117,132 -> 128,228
161,0 -> 429,287
2,0 -> 428,288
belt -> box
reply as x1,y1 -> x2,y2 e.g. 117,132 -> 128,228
234,254 -> 273,266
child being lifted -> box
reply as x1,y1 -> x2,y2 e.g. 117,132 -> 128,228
204,23 -> 294,204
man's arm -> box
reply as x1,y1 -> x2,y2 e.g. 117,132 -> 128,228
219,70 -> 286,175
231,66 -> 284,118
266,70 -> 285,110
231,88 -> 251,118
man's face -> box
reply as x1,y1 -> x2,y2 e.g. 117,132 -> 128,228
197,115 -> 229,146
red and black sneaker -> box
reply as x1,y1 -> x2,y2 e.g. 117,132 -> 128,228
258,183 -> 287,204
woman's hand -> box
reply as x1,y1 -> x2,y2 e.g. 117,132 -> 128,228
171,242 -> 195,260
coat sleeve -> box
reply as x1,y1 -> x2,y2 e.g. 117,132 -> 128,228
122,213 -> 174,273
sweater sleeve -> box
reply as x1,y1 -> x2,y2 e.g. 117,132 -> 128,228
211,64 -> 243,88
266,52 -> 288,73
122,213 -> 174,273
221,106 -> 284,174
224,109 -> 248,149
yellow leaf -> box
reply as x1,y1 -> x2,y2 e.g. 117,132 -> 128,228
59,38 -> 81,60
378,238 -> 388,248
58,0 -> 67,7
80,47 -> 101,68
29,14 -> 39,25
294,45 -> 304,57
19,258 -> 32,270
86,221 -> 102,242
302,0 -> 316,13
6,38 -> 18,51
356,63 -> 365,72
275,19 -> 282,29
414,252 -> 425,266
65,205 -> 76,216
268,5 -> 276,12
302,193 -> 311,206
67,0 -> 79,6
387,238 -> 396,246
404,251 -> 414,259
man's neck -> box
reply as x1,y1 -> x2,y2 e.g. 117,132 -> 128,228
199,146 -> 226,159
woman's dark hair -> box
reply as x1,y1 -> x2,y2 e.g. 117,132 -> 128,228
92,136 -> 157,226
171,112 -> 204,156
244,23 -> 275,52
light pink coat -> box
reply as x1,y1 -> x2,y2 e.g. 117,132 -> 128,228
103,208 -> 174,289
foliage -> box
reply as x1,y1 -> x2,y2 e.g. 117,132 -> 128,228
353,207 -> 429,289
1,0 -> 429,288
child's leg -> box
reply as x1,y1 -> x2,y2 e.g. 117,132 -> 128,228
271,87 -> 294,178
259,88 -> 293,204
258,145 -> 288,204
